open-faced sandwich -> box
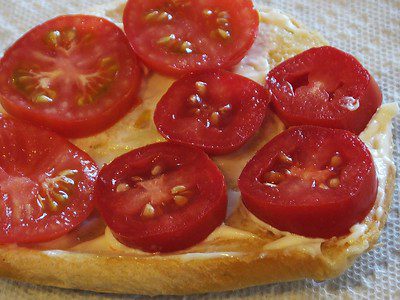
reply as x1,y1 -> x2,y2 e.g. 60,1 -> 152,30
0,0 -> 397,295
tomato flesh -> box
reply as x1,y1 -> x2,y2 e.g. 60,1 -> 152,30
123,0 -> 259,76
0,15 -> 141,137
238,126 -> 377,238
266,46 -> 382,134
154,69 -> 270,155
0,115 -> 98,244
95,142 -> 227,252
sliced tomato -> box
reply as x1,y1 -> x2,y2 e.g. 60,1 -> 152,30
266,46 -> 382,134
0,114 -> 98,244
95,142 -> 227,252
238,126 -> 377,239
0,15 -> 141,137
154,69 -> 269,155
123,0 -> 259,76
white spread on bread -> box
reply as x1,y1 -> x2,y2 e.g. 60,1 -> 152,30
1,4 -> 397,259
262,235 -> 324,257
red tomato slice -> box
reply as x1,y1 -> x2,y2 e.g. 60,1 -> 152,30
95,142 -> 227,253
238,126 -> 377,239
0,15 -> 142,137
154,70 -> 270,155
266,46 -> 382,134
123,0 -> 259,76
0,114 -> 98,244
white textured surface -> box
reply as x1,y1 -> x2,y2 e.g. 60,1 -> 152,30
0,0 -> 399,299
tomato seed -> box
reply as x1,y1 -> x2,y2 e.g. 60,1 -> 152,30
262,171 -> 284,184
279,152 -> 293,164
174,195 -> 188,206
218,11 -> 229,19
157,34 -> 176,45
189,94 -> 201,105
203,9 -> 213,16
151,165 -> 163,176
217,29 -> 231,39
34,94 -> 54,104
217,18 -> 229,26
145,10 -> 159,21
210,112 -> 220,125
47,30 -> 60,46
319,183 -> 329,190
330,155 -> 342,167
180,41 -> 193,54
116,183 -> 130,192
142,203 -> 155,218
158,12 -> 172,21
65,29 -> 76,42
195,81 -> 207,95
328,178 -> 340,188
171,185 -> 187,195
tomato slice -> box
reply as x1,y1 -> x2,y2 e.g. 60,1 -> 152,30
238,126 -> 377,239
266,46 -> 382,134
0,114 -> 98,244
123,0 -> 259,76
0,15 -> 142,137
95,142 -> 227,252
154,69 -> 270,155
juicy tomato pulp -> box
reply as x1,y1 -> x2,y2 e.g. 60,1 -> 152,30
0,115 -> 98,243
95,142 -> 227,252
123,0 -> 259,76
154,70 -> 270,155
266,46 -> 382,134
238,126 -> 377,238
0,15 -> 142,138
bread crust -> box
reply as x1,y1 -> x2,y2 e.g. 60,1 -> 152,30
0,165 -> 395,295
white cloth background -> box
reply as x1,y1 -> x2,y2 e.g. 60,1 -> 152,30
0,0 -> 399,299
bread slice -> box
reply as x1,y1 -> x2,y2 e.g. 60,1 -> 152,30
0,2 -> 397,296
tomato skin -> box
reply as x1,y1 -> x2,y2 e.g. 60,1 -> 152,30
154,69 -> 270,155
238,126 -> 377,239
123,0 -> 259,76
266,46 -> 382,134
0,85 -> 140,138
0,15 -> 142,138
0,114 -> 98,244
95,142 -> 227,252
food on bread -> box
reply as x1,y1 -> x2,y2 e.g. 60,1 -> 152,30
0,15 -> 142,137
238,125 -> 378,238
95,142 -> 227,252
0,114 -> 98,243
123,0 -> 259,75
0,0 -> 397,296
266,46 -> 382,134
154,69 -> 270,154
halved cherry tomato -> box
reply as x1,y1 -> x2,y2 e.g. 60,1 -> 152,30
154,69 -> 270,155
238,126 -> 377,239
266,46 -> 382,134
95,142 -> 227,252
0,15 -> 141,137
0,114 -> 98,244
123,0 -> 259,76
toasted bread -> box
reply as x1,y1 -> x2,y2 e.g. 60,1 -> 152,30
0,1 -> 397,296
